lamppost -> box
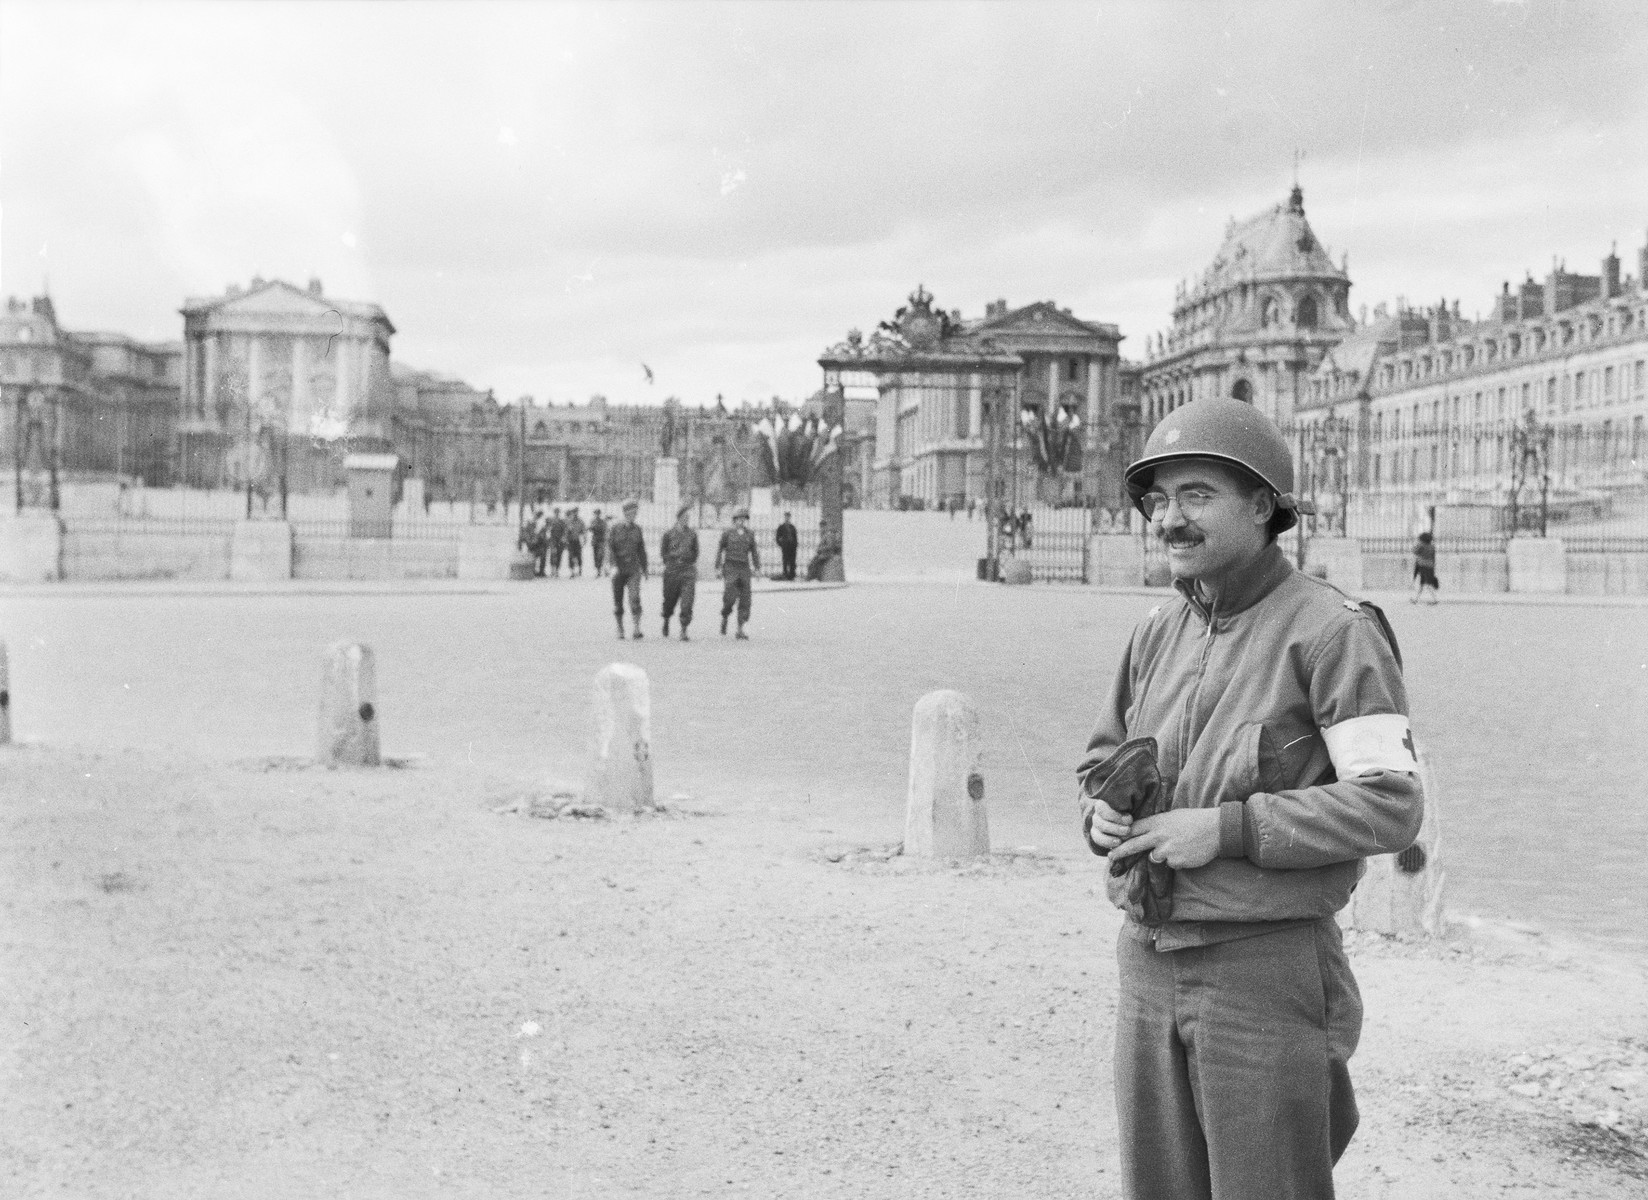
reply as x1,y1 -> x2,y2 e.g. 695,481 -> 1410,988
1508,409 -> 1554,536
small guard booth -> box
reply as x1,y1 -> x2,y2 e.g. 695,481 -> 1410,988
344,453 -> 398,538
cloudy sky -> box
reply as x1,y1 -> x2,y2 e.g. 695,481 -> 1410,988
4,1 -> 1646,407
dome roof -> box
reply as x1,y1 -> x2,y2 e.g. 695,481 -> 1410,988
1186,186 -> 1345,305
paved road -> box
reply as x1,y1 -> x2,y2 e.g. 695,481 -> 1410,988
3,577 -> 1644,954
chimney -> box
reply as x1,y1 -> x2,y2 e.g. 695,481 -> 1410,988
308,277 -> 324,297
1602,246 -> 1620,300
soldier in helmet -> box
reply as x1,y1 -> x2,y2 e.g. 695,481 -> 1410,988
659,503 -> 699,641
606,498 -> 648,639
1078,396 -> 1423,1199
714,506 -> 761,639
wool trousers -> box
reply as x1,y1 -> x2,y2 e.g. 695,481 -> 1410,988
1114,918 -> 1362,1200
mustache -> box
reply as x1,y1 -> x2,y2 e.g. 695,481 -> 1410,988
1160,529 -> 1204,546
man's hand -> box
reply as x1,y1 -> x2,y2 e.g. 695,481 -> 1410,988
1111,808 -> 1222,870
1083,802 -> 1133,854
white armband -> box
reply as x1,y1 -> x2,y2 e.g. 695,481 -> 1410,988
1321,714 -> 1418,777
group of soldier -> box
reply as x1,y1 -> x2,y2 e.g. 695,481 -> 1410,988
519,499 -> 815,641
605,498 -> 762,642
520,504 -> 608,579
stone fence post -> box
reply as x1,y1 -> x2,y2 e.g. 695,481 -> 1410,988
318,641 -> 380,766
904,689 -> 988,858
585,663 -> 653,813
0,640 -> 10,745
1344,747 -> 1445,936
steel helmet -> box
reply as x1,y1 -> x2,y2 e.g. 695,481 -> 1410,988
1125,396 -> 1304,535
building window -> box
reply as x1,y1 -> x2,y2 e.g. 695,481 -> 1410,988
1231,378 -> 1252,403
1605,365 -> 1616,401
1261,296 -> 1279,328
1296,295 -> 1318,329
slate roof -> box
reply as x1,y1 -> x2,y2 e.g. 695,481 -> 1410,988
1187,187 -> 1345,304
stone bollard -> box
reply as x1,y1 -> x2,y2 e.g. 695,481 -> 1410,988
1344,747 -> 1445,936
317,641 -> 380,767
584,663 -> 653,813
0,639 -> 10,746
904,690 -> 988,859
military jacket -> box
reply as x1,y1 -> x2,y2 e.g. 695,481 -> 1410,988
716,526 -> 761,577
660,526 -> 700,573
1079,541 -> 1423,943
607,521 -> 648,573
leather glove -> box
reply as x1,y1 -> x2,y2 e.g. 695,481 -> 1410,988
1079,737 -> 1174,923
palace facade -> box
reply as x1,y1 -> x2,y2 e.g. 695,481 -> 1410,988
1141,185 -> 1353,426
851,288 -> 1131,510
178,277 -> 397,490
1296,238 -> 1648,530
0,295 -> 182,501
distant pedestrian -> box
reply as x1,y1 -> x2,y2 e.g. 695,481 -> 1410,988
806,529 -> 840,581
716,506 -> 761,639
776,510 -> 799,581
1411,531 -> 1440,605
527,503 -> 549,576
590,509 -> 608,576
967,497 -> 977,520
565,507 -> 586,577
547,508 -> 568,577
660,504 -> 700,641
607,499 -> 648,639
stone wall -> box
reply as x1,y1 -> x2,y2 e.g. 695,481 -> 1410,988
62,525 -> 232,582
291,537 -> 458,581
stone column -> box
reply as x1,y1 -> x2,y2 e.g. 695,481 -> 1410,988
318,641 -> 380,766
247,335 -> 263,416
653,457 -> 681,512
584,663 -> 653,813
291,337 -> 309,433
904,690 -> 988,859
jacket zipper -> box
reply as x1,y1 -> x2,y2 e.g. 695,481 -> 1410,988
1176,594 -> 1218,793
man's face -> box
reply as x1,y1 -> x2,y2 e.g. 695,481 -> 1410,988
675,512 -> 689,529
1145,459 -> 1271,584
734,516 -> 748,529
623,507 -> 637,521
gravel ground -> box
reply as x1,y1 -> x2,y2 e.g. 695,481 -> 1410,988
3,746 -> 1644,1198
2,577 -> 1644,950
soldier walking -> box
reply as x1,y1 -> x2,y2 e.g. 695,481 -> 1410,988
547,507 -> 567,578
565,507 -> 586,577
715,506 -> 761,639
607,498 -> 648,639
659,504 -> 699,641
776,510 -> 799,581
589,509 -> 608,576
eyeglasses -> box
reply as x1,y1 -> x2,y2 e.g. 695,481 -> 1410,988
1140,486 -> 1218,520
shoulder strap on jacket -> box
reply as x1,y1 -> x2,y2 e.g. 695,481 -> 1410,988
1358,600 -> 1403,671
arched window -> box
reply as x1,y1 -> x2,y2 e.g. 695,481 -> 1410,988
1260,296 -> 1279,328
1231,379 -> 1253,403
1296,295 -> 1318,329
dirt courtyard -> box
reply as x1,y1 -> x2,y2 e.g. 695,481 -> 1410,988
2,579 -> 1646,1196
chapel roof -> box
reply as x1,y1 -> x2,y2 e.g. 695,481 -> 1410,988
1185,186 -> 1346,305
